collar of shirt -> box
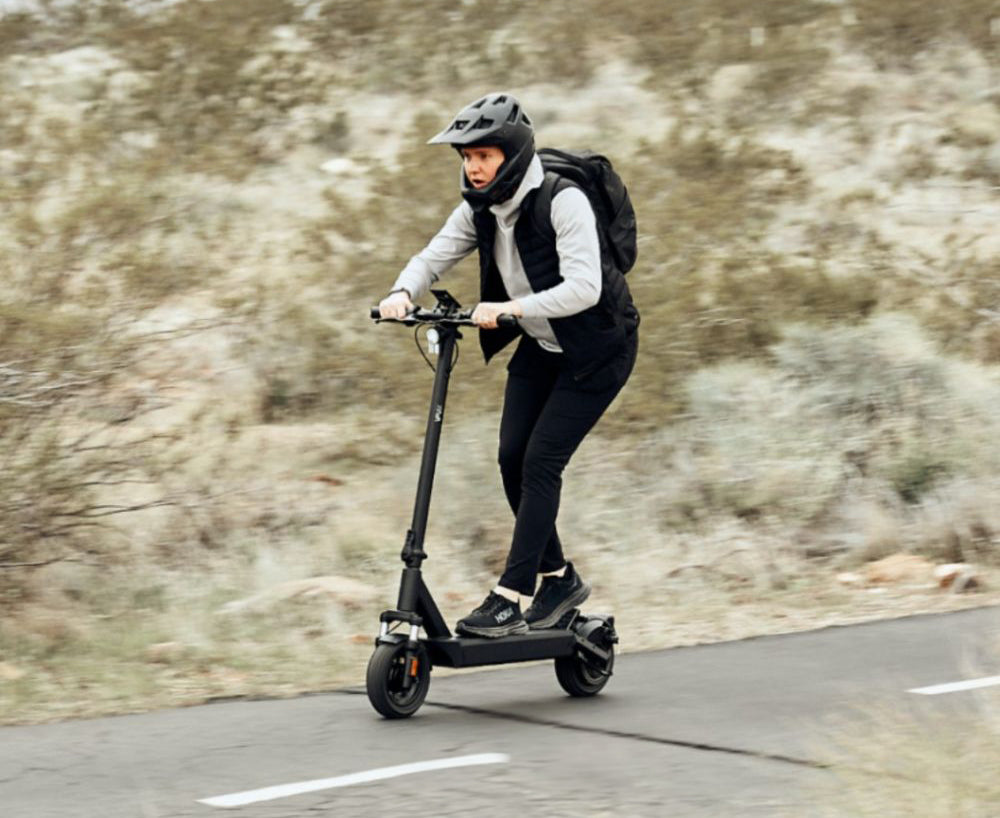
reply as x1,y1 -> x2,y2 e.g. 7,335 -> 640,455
489,153 -> 544,227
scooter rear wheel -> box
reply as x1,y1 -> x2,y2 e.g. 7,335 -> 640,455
366,642 -> 431,718
554,645 -> 614,697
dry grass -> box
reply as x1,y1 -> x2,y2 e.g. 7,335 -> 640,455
817,689 -> 1000,817
848,0 -> 1000,64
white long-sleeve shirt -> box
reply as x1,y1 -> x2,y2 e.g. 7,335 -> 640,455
392,154 -> 601,352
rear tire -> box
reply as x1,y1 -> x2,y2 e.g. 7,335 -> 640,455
555,645 -> 614,697
366,642 -> 430,718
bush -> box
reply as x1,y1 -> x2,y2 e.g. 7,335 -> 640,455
0,321 -> 160,598
664,314 -> 1000,528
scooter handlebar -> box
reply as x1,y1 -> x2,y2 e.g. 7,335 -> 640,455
369,306 -> 519,328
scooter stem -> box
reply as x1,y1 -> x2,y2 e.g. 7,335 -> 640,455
401,325 -> 459,571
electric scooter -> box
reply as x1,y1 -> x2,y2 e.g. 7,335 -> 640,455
365,289 -> 618,719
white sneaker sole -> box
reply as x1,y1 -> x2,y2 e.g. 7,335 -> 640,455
455,620 -> 530,639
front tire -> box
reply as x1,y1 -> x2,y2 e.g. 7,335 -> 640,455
555,646 -> 614,697
366,642 -> 431,718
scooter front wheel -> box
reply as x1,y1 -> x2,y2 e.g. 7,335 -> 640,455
366,642 -> 431,718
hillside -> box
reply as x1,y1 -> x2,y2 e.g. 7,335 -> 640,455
1,0 -> 999,722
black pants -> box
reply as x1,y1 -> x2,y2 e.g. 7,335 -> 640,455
497,333 -> 637,596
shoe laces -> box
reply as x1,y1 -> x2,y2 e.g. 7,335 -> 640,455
530,575 -> 567,608
473,591 -> 509,616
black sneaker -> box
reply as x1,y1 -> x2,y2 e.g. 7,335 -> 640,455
456,591 -> 529,638
524,562 -> 591,629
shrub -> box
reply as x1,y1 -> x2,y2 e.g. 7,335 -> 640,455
666,314 -> 1000,528
0,319 -> 165,599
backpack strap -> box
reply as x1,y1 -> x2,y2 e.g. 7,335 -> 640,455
529,171 -> 574,242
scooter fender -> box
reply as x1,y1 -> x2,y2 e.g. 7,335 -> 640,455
573,613 -> 617,642
571,614 -> 617,670
375,632 -> 408,648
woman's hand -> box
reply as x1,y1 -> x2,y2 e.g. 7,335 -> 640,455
379,289 -> 414,319
471,300 -> 523,329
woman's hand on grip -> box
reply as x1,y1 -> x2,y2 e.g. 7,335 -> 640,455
379,290 -> 414,319
471,300 -> 522,329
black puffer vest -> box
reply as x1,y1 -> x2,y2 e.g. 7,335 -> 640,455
473,183 -> 638,382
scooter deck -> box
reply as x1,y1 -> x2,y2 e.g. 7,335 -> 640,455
423,629 -> 576,669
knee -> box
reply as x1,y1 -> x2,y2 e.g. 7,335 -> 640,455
520,446 -> 564,489
498,438 -> 524,477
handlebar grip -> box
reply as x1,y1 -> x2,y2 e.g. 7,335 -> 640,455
371,305 -> 423,322
497,314 -> 519,329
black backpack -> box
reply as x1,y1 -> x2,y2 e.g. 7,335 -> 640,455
531,147 -> 638,276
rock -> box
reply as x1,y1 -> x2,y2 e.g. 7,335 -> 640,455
934,563 -> 980,593
841,556 -> 982,593
218,575 -> 378,615
863,553 -> 936,585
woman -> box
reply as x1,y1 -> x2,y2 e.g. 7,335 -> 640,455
379,93 -> 639,638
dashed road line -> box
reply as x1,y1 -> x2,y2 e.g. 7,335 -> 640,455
909,675 -> 1000,696
197,753 -> 510,808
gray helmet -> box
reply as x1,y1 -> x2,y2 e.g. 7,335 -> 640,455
428,93 -> 535,211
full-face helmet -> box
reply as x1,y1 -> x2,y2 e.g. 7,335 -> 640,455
427,93 -> 535,211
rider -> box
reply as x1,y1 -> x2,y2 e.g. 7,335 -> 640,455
379,93 -> 639,638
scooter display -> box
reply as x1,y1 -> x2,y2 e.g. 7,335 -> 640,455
366,290 -> 618,719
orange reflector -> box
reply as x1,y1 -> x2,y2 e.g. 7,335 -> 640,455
409,658 -> 419,676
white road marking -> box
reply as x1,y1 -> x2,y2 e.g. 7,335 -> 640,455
197,753 -> 510,808
909,675 -> 1000,695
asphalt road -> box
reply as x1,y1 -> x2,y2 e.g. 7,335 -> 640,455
2,607 -> 998,817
